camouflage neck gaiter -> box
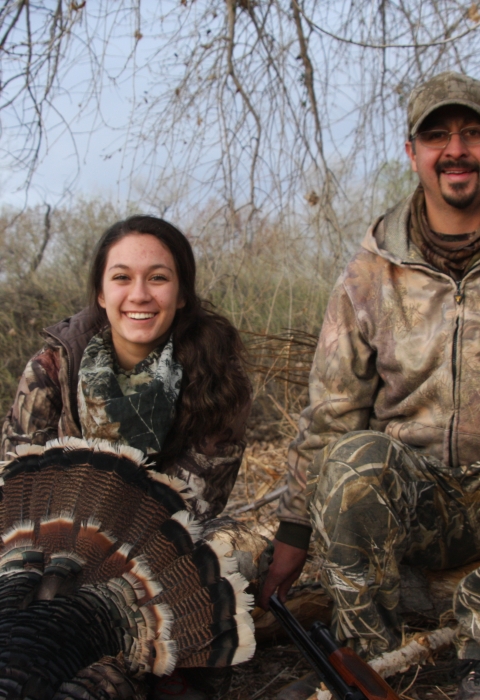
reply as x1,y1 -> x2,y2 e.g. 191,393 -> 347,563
77,328 -> 183,454
409,185 -> 480,279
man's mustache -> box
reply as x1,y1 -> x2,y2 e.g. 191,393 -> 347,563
435,159 -> 480,175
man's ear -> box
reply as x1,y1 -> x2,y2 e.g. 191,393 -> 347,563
405,140 -> 418,172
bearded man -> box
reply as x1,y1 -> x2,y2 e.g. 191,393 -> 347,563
261,72 -> 480,700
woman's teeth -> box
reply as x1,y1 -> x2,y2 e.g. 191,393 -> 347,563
126,312 -> 155,319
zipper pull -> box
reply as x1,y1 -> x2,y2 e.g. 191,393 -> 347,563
455,282 -> 464,304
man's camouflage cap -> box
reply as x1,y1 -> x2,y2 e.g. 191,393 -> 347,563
408,71 -> 480,137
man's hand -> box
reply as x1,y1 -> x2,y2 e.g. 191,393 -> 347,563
258,539 -> 308,610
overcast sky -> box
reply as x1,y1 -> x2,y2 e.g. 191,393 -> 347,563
0,3 -> 180,211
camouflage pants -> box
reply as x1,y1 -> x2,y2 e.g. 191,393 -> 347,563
306,431 -> 480,659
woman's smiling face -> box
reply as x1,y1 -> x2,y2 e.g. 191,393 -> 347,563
98,232 -> 185,369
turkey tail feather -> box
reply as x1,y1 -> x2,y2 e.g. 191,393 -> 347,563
0,439 -> 255,699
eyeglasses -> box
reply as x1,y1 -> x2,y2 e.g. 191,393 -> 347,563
415,126 -> 480,149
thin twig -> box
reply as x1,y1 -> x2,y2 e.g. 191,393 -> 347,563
435,686 -> 453,700
298,2 -> 480,49
249,659 -> 302,700
269,394 -> 299,431
235,484 -> 288,514
249,668 -> 288,700
399,663 -> 420,696
30,203 -> 51,273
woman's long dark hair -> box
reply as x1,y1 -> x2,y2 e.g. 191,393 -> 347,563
88,215 -> 251,460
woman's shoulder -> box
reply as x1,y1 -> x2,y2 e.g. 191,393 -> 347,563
44,307 -> 103,348
43,307 -> 104,383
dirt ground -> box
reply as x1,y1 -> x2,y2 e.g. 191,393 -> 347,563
220,438 -> 460,700
226,646 -> 458,700
223,645 -> 459,700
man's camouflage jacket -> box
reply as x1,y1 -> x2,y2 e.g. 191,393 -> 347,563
278,194 -> 480,528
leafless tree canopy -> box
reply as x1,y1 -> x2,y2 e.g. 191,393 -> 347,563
0,0 -> 479,236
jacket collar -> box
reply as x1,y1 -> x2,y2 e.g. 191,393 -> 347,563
362,193 -> 480,277
360,194 -> 424,266
43,307 -> 104,425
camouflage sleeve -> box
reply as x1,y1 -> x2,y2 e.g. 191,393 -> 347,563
277,277 -> 379,526
161,398 -> 251,521
1,346 -> 63,460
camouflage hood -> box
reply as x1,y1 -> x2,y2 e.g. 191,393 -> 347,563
278,195 -> 480,528
361,193 -> 427,265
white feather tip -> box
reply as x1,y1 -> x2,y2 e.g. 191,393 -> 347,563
2,521 -> 35,546
231,622 -> 256,665
92,440 -> 147,465
152,639 -> 178,677
171,511 -> 202,543
147,472 -> 193,499
226,572 -> 254,613
15,444 -> 45,457
205,539 -> 238,577
44,436 -> 90,452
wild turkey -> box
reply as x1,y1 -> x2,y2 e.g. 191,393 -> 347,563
0,437 -> 255,699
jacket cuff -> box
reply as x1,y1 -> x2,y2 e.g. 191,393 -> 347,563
276,521 -> 312,550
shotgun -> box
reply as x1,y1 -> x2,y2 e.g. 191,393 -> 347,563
268,595 -> 400,700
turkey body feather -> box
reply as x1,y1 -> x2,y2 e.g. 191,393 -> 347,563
0,438 -> 255,700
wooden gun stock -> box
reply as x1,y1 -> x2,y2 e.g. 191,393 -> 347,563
268,595 -> 400,700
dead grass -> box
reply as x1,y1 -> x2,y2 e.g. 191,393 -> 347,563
223,435 -> 323,585
224,649 -> 458,700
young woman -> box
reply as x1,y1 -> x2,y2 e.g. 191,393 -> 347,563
1,215 -> 254,519
1,215 -> 267,698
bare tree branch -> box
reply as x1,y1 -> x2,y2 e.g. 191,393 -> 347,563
0,0 -> 478,253
225,0 -> 262,213
301,8 -> 480,50
30,203 -> 51,273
